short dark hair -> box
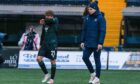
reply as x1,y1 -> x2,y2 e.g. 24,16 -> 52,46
45,10 -> 54,16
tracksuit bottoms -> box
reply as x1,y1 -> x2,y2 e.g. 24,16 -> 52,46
82,47 -> 101,78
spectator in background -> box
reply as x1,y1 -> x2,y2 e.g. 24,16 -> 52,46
0,32 -> 7,65
80,2 -> 106,84
0,32 -> 7,51
18,25 -> 40,50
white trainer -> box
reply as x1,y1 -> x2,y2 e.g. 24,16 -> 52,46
47,79 -> 54,84
89,72 -> 96,83
41,73 -> 50,83
92,77 -> 100,84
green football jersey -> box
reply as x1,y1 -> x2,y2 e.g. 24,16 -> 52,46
41,17 -> 59,49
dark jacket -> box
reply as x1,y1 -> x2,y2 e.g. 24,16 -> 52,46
40,17 -> 59,49
81,11 -> 106,48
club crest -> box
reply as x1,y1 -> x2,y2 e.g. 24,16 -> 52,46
86,17 -> 88,20
94,18 -> 97,22
45,27 -> 48,32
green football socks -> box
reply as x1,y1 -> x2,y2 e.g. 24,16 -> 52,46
51,64 -> 56,79
38,61 -> 48,74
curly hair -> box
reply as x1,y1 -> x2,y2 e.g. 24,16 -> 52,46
45,10 -> 54,16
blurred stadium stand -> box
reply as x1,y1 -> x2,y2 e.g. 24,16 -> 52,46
122,0 -> 140,49
98,0 -> 126,48
0,5 -> 85,15
0,4 -> 85,48
2,0 -> 140,51
0,0 -> 89,5
123,7 -> 140,48
126,0 -> 140,6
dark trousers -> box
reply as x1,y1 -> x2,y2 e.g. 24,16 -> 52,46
82,47 -> 101,78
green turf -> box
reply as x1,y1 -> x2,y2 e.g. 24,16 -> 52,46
0,69 -> 140,84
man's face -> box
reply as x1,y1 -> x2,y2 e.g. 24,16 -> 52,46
28,26 -> 34,33
29,27 -> 33,32
45,15 -> 53,19
29,28 -> 33,32
88,7 -> 96,15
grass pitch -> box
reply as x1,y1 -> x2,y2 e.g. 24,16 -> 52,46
0,69 -> 140,84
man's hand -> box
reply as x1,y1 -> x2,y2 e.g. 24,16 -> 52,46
80,43 -> 85,49
97,44 -> 103,52
39,19 -> 45,25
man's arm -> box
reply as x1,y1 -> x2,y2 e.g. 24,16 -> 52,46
40,25 -> 45,46
53,17 -> 59,32
98,16 -> 106,45
18,33 -> 25,46
80,18 -> 86,49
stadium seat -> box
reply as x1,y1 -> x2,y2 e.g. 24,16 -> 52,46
126,0 -> 140,6
4,34 -> 20,45
58,35 -> 81,47
0,0 -> 89,5
98,0 -> 126,47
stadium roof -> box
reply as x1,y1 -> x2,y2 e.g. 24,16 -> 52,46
0,5 -> 85,16
123,7 -> 140,16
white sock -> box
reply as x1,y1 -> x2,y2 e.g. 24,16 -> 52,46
91,72 -> 96,76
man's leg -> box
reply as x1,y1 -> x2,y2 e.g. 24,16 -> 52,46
82,47 -> 96,83
50,60 -> 56,79
47,50 -> 57,84
91,49 -> 101,84
82,47 -> 94,73
37,56 -> 48,74
93,50 -> 101,78
47,60 -> 56,84
37,56 -> 50,83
